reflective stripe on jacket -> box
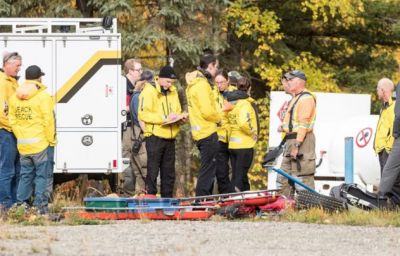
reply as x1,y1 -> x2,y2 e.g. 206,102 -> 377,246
138,78 -> 182,139
0,70 -> 18,132
214,85 -> 236,143
374,98 -> 395,153
9,80 -> 55,155
282,90 -> 316,142
185,70 -> 221,141
227,98 -> 258,149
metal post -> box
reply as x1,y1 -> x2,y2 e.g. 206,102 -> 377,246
345,137 -> 354,184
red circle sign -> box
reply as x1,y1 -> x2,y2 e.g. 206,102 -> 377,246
355,127 -> 373,148
276,101 -> 289,122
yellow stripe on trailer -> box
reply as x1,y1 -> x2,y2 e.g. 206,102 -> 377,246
56,50 -> 121,103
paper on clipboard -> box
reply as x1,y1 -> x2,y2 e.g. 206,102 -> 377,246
162,115 -> 184,125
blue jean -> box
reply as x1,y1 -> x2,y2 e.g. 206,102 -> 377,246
17,148 -> 48,207
0,129 -> 20,209
46,146 -> 55,201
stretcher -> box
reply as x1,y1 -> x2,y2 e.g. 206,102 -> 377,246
64,189 -> 291,220
180,190 -> 291,218
180,190 -> 279,206
64,206 -> 214,220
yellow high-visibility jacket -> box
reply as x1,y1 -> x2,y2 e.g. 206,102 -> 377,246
214,85 -> 236,143
185,70 -> 221,141
138,79 -> 182,139
0,70 -> 18,132
374,98 -> 395,154
9,80 -> 55,155
227,97 -> 258,149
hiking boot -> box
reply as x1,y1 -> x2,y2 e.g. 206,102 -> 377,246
12,202 -> 30,212
37,206 -> 49,215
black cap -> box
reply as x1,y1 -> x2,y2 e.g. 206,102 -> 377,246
283,70 -> 306,81
159,65 -> 177,79
25,65 -> 45,80
139,70 -> 154,82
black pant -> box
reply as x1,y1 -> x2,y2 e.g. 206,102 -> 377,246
145,135 -> 175,198
216,141 -> 235,193
229,148 -> 254,191
195,133 -> 219,196
378,150 -> 389,176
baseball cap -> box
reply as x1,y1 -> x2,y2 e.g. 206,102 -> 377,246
25,65 -> 45,80
283,70 -> 307,81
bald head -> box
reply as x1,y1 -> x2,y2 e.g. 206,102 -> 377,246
377,78 -> 394,102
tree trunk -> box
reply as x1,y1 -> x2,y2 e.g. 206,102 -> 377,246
76,0 -> 93,17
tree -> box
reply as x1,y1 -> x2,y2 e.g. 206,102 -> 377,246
3,0 -> 400,193
223,0 -> 400,188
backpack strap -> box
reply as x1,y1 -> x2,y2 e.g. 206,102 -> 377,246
288,91 -> 315,133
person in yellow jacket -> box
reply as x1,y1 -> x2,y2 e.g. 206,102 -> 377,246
225,77 -> 258,191
213,70 -> 237,193
8,65 -> 55,214
138,65 -> 187,198
374,78 -> 395,175
0,52 -> 22,210
186,53 -> 221,196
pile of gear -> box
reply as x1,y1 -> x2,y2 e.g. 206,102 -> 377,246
63,190 -> 294,221
296,183 -> 400,212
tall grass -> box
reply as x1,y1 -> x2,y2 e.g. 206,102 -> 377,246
268,207 -> 400,227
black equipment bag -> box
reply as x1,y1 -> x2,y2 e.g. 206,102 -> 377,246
332,183 -> 398,210
263,136 -> 286,165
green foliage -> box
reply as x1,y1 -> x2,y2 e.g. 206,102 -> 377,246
227,0 -> 283,59
64,212 -> 104,225
302,0 -> 364,27
224,0 -> 400,187
275,208 -> 400,227
248,97 -> 269,189
6,205 -> 48,226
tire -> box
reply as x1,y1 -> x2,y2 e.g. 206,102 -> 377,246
296,190 -> 347,212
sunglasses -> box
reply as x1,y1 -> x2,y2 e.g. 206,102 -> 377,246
3,52 -> 20,64
282,75 -> 294,81
132,67 -> 143,72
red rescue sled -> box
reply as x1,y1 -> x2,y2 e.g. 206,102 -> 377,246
65,206 -> 214,221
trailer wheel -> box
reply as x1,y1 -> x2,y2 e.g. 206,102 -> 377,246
296,190 -> 347,212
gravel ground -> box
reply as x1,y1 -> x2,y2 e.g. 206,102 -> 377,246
1,220 -> 400,256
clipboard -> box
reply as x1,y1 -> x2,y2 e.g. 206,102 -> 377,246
162,115 -> 184,126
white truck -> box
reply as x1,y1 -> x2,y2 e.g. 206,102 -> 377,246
0,18 -> 125,187
268,91 -> 380,195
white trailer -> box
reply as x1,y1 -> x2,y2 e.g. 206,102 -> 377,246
0,18 -> 125,177
268,91 -> 380,195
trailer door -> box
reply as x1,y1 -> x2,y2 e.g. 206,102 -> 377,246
54,39 -> 122,173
